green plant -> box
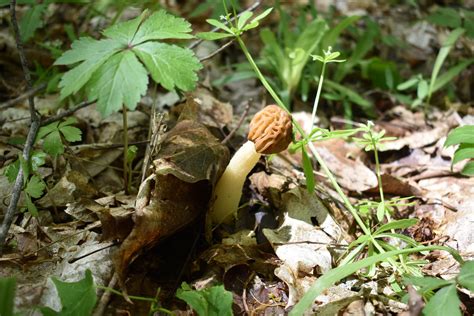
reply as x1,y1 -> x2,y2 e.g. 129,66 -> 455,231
0,0 -> 87,41
55,9 -> 202,191
397,28 -> 473,108
289,246 -> 464,315
3,117 -> 82,216
427,7 -> 474,38
444,125 -> 474,176
0,276 -> 16,316
176,282 -> 233,316
403,261 -> 474,316
39,270 -> 97,316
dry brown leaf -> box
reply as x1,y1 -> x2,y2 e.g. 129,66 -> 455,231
313,138 -> 377,192
114,119 -> 229,286
364,174 -> 422,197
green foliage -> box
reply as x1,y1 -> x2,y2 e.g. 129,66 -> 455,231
0,277 -> 16,316
37,117 -> 82,156
403,261 -> 474,316
397,29 -> 472,108
427,7 -> 474,38
0,0 -> 87,41
176,282 -> 233,316
56,9 -> 201,116
290,246 -> 463,315
40,270 -> 97,316
444,125 -> 474,176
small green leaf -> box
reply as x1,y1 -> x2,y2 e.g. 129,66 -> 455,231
43,130 -> 64,156
19,4 -> 46,41
31,151 -> 47,171
237,11 -> 253,30
427,7 -> 462,28
417,79 -> 428,100
59,126 -> 82,143
206,19 -> 233,34
25,194 -> 39,216
376,202 -> 385,222
397,77 -> 420,91
422,284 -> 461,316
4,160 -> 20,183
25,175 -> 45,198
0,277 -> 16,316
197,32 -> 234,40
126,145 -> 138,164
176,283 -> 233,316
457,261 -> 474,291
40,270 -> 97,316
250,7 -> 273,25
445,126 -> 474,147
302,148 -> 315,193
374,218 -> 419,235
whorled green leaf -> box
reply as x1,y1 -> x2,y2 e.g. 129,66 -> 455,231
301,148 -> 315,193
86,51 -> 149,116
133,42 -> 201,92
458,261 -> 474,291
445,125 -> 474,147
197,32 -> 234,40
422,284 -> 461,316
373,218 -> 419,235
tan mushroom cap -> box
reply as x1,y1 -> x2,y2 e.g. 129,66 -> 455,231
248,105 -> 293,154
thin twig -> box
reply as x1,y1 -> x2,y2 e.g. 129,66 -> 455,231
40,100 -> 95,126
0,0 -> 42,255
222,101 -> 251,145
0,83 -> 46,110
93,272 -> 118,316
199,40 -> 234,62
188,0 -> 261,50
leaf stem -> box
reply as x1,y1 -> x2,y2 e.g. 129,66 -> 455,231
310,61 -> 326,130
122,105 -> 129,194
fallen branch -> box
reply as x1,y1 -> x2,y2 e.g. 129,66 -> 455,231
40,100 -> 95,126
0,0 -> 41,255
0,83 -> 46,110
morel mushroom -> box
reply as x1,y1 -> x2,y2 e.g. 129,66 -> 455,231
209,105 -> 293,226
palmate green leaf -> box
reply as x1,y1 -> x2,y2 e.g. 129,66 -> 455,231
457,261 -> 474,291
176,282 -> 233,316
86,51 -> 148,116
25,175 -> 45,198
134,42 -> 201,92
0,276 -> 16,316
102,11 -> 147,45
422,284 -> 461,316
40,270 -> 96,316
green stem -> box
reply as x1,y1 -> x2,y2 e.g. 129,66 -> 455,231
310,61 -> 326,129
372,138 -> 384,205
122,105 -> 129,194
236,36 -> 403,269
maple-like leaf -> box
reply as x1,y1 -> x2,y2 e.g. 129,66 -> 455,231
55,10 -> 201,116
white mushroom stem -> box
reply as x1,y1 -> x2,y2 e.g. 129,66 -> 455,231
210,140 -> 261,226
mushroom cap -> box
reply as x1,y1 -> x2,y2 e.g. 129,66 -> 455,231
248,105 -> 293,154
